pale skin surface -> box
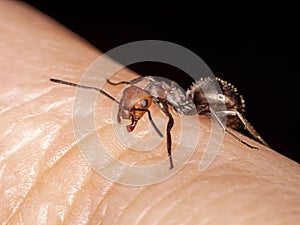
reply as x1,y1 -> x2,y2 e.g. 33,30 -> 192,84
1,2 -> 300,225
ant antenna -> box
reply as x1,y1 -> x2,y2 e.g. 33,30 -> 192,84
50,78 -> 120,104
50,78 -> 163,138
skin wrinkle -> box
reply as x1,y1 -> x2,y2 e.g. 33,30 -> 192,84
152,198 -> 184,225
0,2 -> 99,224
7,146 -> 90,224
200,176 -> 286,224
6,153 -> 65,223
122,139 -> 237,224
104,186 -> 143,224
44,122 -> 78,168
0,125 -> 55,220
208,184 -> 260,211
89,198 -> 109,224
152,160 -> 282,225
1,89 -> 73,139
0,98 -> 73,164
5,116 -> 93,223
68,126 -> 139,223
94,123 -> 166,166
150,177 -> 202,225
76,185 -> 102,225
78,175 -> 114,224
96,186 -> 139,224
62,173 -> 94,225
114,186 -> 166,224
115,164 -> 202,224
157,178 -> 237,225
1,172 -> 34,223
148,180 -> 199,225
89,111 -> 168,217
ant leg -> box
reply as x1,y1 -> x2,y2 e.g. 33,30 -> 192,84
134,108 -> 163,137
234,110 -> 270,147
165,112 -> 174,169
107,76 -> 154,86
209,107 -> 259,149
214,109 -> 269,147
153,98 -> 175,169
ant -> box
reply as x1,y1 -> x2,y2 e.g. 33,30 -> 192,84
50,76 -> 269,169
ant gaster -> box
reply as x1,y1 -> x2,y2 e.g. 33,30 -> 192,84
50,76 -> 269,169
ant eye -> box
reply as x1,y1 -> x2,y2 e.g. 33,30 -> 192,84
142,99 -> 148,108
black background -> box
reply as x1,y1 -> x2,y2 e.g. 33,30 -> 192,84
22,1 -> 299,163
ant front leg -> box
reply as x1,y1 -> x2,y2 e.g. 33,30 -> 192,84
153,97 -> 175,169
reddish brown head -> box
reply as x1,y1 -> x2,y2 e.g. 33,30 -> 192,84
117,86 -> 152,132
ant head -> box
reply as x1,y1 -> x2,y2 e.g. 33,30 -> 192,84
118,86 -> 152,132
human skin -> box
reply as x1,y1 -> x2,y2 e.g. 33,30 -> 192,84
1,1 -> 300,225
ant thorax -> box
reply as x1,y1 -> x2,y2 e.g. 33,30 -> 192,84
126,76 -> 197,115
